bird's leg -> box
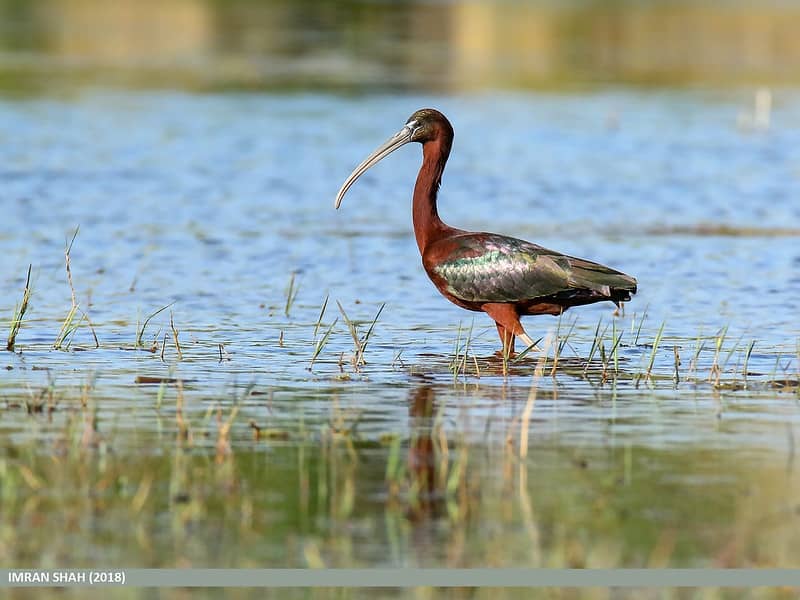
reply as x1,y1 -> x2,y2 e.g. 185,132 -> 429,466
483,303 -> 539,355
495,323 -> 515,356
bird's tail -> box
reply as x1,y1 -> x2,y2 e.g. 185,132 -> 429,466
567,257 -> 638,304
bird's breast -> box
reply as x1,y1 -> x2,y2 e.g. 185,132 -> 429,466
422,260 -> 484,312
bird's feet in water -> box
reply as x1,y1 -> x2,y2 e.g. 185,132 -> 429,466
494,338 -> 541,360
493,349 -> 536,360
495,347 -> 541,360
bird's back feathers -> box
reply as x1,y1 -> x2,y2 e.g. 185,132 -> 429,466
427,233 -> 637,308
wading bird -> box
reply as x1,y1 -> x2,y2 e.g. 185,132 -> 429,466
335,109 -> 637,355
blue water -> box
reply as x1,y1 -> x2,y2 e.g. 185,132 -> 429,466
2,88 -> 800,573
1,89 -> 799,447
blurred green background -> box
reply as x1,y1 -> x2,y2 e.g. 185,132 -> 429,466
2,0 -> 800,93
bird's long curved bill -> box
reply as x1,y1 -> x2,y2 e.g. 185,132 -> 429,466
334,125 -> 414,209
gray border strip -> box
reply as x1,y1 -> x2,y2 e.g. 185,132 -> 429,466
3,569 -> 800,588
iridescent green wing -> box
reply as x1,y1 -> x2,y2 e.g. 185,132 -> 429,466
430,233 -> 635,304
430,234 -> 570,303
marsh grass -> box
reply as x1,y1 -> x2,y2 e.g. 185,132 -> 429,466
742,340 -> 756,389
443,313 -> 800,395
1,333 -> 798,572
7,242 -> 794,396
450,321 -> 463,380
601,319 -> 624,383
336,300 -> 385,369
53,306 -> 78,350
359,302 -> 385,362
549,315 -> 578,376
6,264 -> 32,352
313,294 -> 329,338
632,307 -> 649,345
673,345 -> 681,386
310,318 -> 338,370
449,320 -> 476,382
400,310 -> 800,396
584,318 -> 606,376
136,302 -> 175,349
53,228 -> 99,350
309,295 -> 337,369
688,330 -> 706,380
1,281 -> 799,582
636,320 -> 665,388
709,325 -> 729,387
513,335 -> 543,363
170,311 -> 183,360
284,272 -> 299,317
3,260 -> 800,573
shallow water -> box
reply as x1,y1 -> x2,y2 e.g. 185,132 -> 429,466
1,89 -> 800,581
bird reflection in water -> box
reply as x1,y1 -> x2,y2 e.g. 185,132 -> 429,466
405,384 -> 445,522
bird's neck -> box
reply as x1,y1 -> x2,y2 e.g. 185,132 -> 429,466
413,137 -> 452,255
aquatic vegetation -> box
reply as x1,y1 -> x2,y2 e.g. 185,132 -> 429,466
53,229 -> 99,351
308,294 -> 343,371
336,301 -> 385,370
284,272 -> 299,317
1,90 -> 799,581
2,245 -> 800,576
449,319 -> 476,382
641,321 -> 665,387
136,302 -> 175,350
5,264 -> 31,352
169,311 -> 183,361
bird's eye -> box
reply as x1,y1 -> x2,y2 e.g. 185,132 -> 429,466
406,121 -> 424,140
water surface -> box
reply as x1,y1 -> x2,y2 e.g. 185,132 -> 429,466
1,89 -> 800,594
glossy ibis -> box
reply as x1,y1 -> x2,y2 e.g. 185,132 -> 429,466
335,109 -> 637,355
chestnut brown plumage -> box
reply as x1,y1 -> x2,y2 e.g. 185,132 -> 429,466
335,109 -> 637,354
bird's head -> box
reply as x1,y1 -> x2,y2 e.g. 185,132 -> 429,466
334,108 -> 453,209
